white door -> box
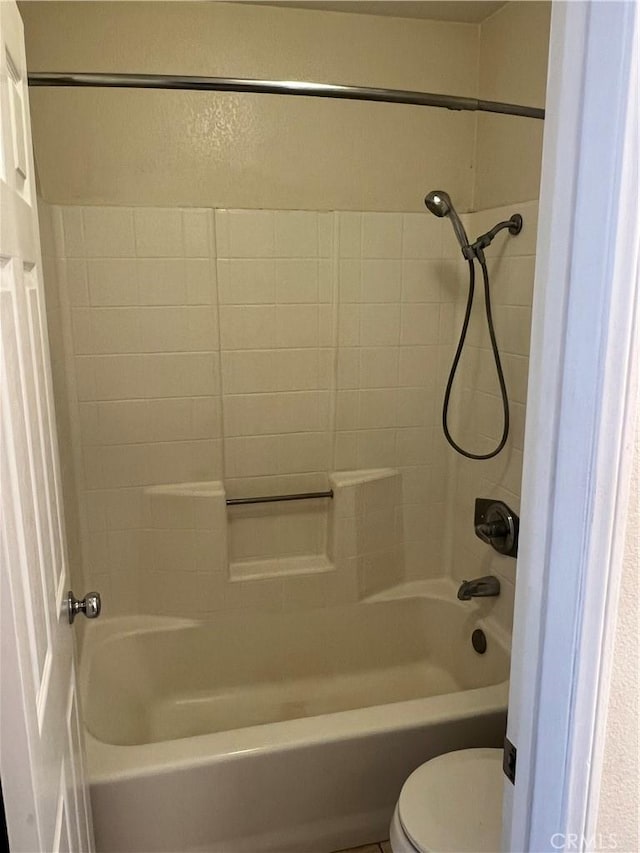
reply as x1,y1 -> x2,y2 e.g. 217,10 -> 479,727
0,2 -> 95,851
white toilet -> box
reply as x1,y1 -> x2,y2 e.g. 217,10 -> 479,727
389,748 -> 504,853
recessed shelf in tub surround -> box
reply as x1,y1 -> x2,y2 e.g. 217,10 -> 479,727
140,470 -> 404,609
226,468 -> 403,586
230,554 -> 335,582
226,473 -> 333,581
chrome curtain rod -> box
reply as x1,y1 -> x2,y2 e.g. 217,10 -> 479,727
27,73 -> 545,120
226,490 -> 334,507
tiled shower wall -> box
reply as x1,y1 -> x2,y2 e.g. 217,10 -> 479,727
215,210 -> 334,571
333,213 -> 461,579
42,203 -> 462,617
443,200 -> 539,635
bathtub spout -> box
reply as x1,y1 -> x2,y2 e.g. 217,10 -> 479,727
457,576 -> 501,601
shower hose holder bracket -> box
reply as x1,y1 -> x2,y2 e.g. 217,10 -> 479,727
474,498 -> 519,557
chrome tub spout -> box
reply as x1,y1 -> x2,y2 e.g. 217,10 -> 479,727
457,575 -> 501,601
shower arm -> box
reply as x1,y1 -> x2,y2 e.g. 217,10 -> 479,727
469,214 -> 523,262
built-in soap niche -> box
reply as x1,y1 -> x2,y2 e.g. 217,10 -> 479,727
226,475 -> 333,582
227,468 -> 404,592
143,470 -> 404,598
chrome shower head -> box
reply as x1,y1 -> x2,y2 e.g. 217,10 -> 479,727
424,190 -> 472,257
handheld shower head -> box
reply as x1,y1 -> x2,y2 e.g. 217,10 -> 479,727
424,190 -> 472,258
424,190 -> 453,218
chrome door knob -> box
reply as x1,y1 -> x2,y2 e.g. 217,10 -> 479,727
67,590 -> 101,624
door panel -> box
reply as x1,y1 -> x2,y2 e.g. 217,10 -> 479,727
0,2 -> 95,850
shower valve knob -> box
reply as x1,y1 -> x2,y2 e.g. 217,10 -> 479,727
476,520 -> 509,541
67,590 -> 101,624
474,499 -> 519,557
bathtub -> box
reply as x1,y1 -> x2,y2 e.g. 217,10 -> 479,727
82,582 -> 509,853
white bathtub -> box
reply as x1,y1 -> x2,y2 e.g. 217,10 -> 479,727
82,583 -> 509,852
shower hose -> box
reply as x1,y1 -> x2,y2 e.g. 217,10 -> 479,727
442,257 -> 509,460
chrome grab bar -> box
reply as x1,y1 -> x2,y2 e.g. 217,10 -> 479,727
226,490 -> 333,507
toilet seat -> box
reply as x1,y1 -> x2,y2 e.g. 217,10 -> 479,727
390,803 -> 422,853
395,748 -> 503,853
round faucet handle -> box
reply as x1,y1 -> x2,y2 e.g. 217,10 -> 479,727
475,520 -> 509,541
473,499 -> 519,557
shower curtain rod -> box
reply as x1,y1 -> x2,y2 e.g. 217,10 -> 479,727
27,73 -> 545,120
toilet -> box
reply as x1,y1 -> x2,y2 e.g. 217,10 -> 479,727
389,748 -> 504,853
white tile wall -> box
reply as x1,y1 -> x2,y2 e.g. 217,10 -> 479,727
43,201 -> 536,623
443,201 -> 539,636
334,211 -> 454,579
329,469 -> 403,598
215,209 -> 335,572
48,205 -> 222,613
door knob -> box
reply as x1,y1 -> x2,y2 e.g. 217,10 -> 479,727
67,590 -> 101,624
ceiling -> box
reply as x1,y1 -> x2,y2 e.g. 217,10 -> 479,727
246,2 -> 507,24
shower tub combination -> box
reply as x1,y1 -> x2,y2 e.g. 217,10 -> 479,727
82,584 -> 509,853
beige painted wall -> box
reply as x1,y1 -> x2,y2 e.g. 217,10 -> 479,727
22,1 -> 550,212
596,422 -> 639,852
475,1 -> 551,209
21,1 -> 479,211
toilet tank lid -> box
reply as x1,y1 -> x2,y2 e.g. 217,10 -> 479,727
398,748 -> 504,853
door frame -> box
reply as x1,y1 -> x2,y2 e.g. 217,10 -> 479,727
505,1 -> 639,851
